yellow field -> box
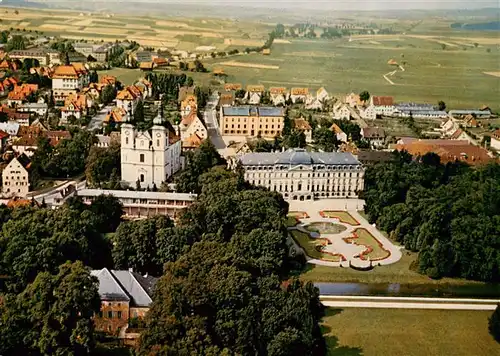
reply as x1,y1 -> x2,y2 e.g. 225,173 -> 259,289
484,72 -> 500,78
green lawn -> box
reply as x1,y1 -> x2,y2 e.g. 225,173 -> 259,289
290,230 -> 342,263
97,68 -> 143,86
323,308 -> 500,356
300,251 -> 485,286
344,228 -> 390,261
321,211 -> 359,226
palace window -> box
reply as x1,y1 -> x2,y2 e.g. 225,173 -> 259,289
140,174 -> 145,182
140,154 -> 144,163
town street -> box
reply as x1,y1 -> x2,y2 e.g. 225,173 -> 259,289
87,104 -> 114,131
204,94 -> 226,150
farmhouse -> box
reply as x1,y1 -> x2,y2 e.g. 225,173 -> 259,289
361,127 -> 386,148
290,88 -> 309,104
2,154 -> 31,198
245,85 -> 265,105
238,149 -> 365,201
370,96 -> 395,117
333,102 -> 351,120
220,106 -> 285,139
52,64 -> 89,102
330,123 -> 348,142
269,87 -> 288,106
292,118 -> 312,143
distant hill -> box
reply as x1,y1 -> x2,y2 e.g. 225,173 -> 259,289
451,21 -> 500,31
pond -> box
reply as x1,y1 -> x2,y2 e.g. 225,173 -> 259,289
305,222 -> 347,235
315,282 -> 500,299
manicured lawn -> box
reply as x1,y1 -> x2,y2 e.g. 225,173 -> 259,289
305,222 -> 347,235
343,228 -> 390,261
285,216 -> 298,227
321,211 -> 359,226
323,308 -> 500,356
300,251 -> 485,286
97,68 -> 142,86
290,230 -> 342,263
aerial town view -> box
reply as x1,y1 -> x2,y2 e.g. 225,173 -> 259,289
0,0 -> 499,354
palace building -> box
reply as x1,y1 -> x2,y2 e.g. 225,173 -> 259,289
238,149 -> 365,201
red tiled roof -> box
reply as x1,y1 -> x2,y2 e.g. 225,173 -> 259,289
372,96 -> 394,106
182,133 -> 204,149
291,88 -> 309,96
450,129 -> 464,140
293,118 -> 311,131
0,130 -> 9,139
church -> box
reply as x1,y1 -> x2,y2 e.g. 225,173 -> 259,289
121,111 -> 182,189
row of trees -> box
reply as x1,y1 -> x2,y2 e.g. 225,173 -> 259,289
364,151 -> 500,281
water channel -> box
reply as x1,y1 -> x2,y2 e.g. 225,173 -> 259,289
315,282 -> 500,299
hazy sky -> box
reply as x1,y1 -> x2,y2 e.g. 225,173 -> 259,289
146,0 -> 499,10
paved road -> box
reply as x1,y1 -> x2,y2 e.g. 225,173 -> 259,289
320,295 -> 500,310
87,105 -> 114,132
203,94 -> 226,150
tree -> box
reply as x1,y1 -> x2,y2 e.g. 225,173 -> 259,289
359,90 -> 370,103
489,304 -> 500,343
89,194 -> 123,233
100,84 -> 117,105
314,127 -> 339,151
438,100 -> 446,111
0,261 -> 101,355
89,70 -> 98,83
235,89 -> 246,99
85,143 -> 121,188
6,35 -> 26,51
441,43 -> 446,50
133,100 -> 144,123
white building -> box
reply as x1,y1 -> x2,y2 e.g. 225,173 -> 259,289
292,118 -> 313,143
178,113 -> 208,141
361,127 -> 386,148
491,129 -> 500,151
269,87 -> 288,106
245,85 -> 265,105
121,113 -> 182,189
116,85 -> 143,115
2,155 -> 31,197
359,105 -> 376,120
333,103 -> 351,120
238,149 -> 365,201
370,96 -> 395,117
290,88 -> 309,104
51,64 -> 89,102
18,103 -> 48,116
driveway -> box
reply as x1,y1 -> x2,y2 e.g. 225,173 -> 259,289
87,105 -> 114,131
203,95 -> 226,150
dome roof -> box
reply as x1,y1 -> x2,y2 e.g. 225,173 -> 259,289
278,149 -> 313,165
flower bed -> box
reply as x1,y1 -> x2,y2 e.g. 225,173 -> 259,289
290,230 -> 342,262
342,228 -> 390,261
288,211 -> 310,219
320,211 -> 360,226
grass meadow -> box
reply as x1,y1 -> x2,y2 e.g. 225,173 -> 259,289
323,308 -> 499,356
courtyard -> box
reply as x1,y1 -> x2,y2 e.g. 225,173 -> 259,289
287,199 -> 402,268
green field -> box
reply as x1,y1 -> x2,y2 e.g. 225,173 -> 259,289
323,308 -> 500,356
204,35 -> 500,110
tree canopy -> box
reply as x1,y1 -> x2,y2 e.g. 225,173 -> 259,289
364,151 -> 500,281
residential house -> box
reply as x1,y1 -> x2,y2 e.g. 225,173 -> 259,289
224,83 -> 242,92
316,87 -> 330,102
490,129 -> 500,151
394,139 -> 494,166
7,84 -> 38,107
9,49 -> 50,66
330,123 -> 347,142
2,154 -> 31,197
359,105 -> 376,120
220,106 -> 285,139
345,93 -> 363,108
449,110 -> 491,119
29,66 -> 54,78
178,112 -> 207,141
361,127 -> 386,148
17,103 -> 48,117
245,85 -> 265,105
0,106 -> 30,126
333,102 -> 351,120
139,62 -> 154,71
61,94 -> 89,122
370,96 -> 395,117
218,92 -> 234,107
104,107 -> 128,125
0,60 -> 19,72
116,85 -> 143,115
180,94 -> 197,118
463,114 -> 479,128
134,78 -> 153,98
51,64 -> 89,102
305,95 -> 324,110
182,132 -> 204,151
440,118 -> 460,137
450,128 -> 473,143
91,268 -> 158,335
290,88 -> 309,104
82,82 -> 105,100
135,51 -> 154,64
292,118 -> 313,143
153,57 -> 168,68
269,87 -> 288,106
13,127 -> 70,156
100,75 -> 117,86
95,135 -> 111,148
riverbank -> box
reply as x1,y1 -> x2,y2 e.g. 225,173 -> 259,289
323,308 -> 499,356
299,251 -> 486,286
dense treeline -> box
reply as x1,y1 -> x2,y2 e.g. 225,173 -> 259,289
0,143 -> 325,355
364,151 -> 500,281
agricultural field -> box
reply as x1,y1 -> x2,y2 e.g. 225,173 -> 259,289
323,308 -> 500,356
0,7 -> 271,51
204,33 -> 500,110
